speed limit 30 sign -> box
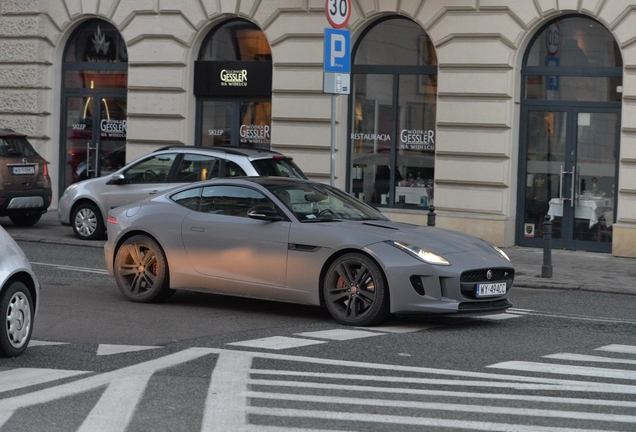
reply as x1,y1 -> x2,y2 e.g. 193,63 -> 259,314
326,0 -> 351,29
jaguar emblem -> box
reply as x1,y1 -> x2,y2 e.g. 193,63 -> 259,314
486,270 -> 493,280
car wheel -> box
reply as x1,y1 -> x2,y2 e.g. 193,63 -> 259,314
0,281 -> 33,357
323,253 -> 389,326
114,235 -> 174,303
9,213 -> 42,227
72,202 -> 104,240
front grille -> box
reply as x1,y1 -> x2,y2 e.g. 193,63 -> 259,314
461,268 -> 513,283
460,268 -> 514,300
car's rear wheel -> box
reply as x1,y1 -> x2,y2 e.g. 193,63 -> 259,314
9,213 -> 42,227
72,202 -> 104,240
0,281 -> 33,357
114,235 -> 174,303
323,253 -> 389,326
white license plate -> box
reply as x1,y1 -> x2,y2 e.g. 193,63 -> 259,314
476,282 -> 507,297
11,166 -> 35,175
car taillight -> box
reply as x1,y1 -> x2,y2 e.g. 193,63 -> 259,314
107,216 -> 118,225
43,162 -> 48,176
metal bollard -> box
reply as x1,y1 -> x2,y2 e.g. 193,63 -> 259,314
427,205 -> 436,227
542,214 -> 553,278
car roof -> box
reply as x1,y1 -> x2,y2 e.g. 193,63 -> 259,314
153,145 -> 290,160
0,128 -> 27,138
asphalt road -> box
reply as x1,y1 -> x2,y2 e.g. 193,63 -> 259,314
0,241 -> 634,431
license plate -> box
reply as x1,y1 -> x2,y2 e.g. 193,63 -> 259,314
476,282 -> 507,297
11,166 -> 35,175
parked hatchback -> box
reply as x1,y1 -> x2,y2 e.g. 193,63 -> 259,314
59,145 -> 307,240
0,225 -> 39,356
0,129 -> 52,226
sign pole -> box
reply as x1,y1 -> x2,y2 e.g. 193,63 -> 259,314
331,94 -> 336,186
324,0 -> 351,186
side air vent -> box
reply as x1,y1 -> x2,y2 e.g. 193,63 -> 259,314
288,244 -> 320,252
410,276 -> 425,296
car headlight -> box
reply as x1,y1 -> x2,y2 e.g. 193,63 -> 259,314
490,243 -> 511,262
62,183 -> 78,196
387,241 -> 451,266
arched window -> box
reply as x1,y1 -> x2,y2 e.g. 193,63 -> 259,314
194,19 -> 272,148
517,16 -> 622,252
348,17 -> 437,208
60,19 -> 128,192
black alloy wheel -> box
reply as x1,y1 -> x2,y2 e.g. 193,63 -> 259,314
324,253 -> 389,326
114,235 -> 174,303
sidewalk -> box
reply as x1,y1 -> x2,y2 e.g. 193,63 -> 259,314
2,211 -> 635,296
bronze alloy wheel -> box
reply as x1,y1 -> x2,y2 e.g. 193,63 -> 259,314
114,235 -> 174,303
324,253 -> 389,326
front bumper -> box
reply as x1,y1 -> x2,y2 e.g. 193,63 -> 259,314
364,242 -> 515,316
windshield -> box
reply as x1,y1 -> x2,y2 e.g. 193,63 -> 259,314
251,158 -> 307,179
0,137 -> 38,158
269,182 -> 387,222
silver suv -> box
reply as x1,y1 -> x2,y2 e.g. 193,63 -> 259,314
58,146 -> 307,240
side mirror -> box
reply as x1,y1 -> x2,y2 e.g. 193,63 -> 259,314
248,205 -> 284,222
109,173 -> 126,185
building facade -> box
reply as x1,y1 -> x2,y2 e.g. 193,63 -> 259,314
2,0 -> 636,257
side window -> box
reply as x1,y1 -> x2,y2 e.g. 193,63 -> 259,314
175,154 -> 221,182
225,161 -> 247,177
171,187 -> 201,210
199,185 -> 273,217
123,153 -> 177,184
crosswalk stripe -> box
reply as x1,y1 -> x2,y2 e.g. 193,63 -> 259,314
0,368 -> 87,393
248,379 -> 636,407
596,344 -> 636,354
249,371 -> 636,394
248,392 -> 636,423
295,329 -> 382,340
355,324 -> 437,333
543,353 -> 636,365
247,407 -> 612,432
227,336 -> 325,350
488,361 -> 636,380
97,344 -> 161,356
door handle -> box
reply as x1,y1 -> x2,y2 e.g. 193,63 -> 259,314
191,227 -> 205,232
559,166 -> 573,202
149,190 -> 158,195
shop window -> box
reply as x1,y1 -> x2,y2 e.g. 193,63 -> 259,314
349,18 -> 437,209
195,20 -> 272,149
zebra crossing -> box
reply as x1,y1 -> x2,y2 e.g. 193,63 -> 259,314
0,342 -> 634,431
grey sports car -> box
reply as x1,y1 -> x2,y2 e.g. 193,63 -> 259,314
105,177 -> 514,326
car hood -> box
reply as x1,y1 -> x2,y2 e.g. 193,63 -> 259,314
307,220 -> 495,256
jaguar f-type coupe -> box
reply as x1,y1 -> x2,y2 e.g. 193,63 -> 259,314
105,177 -> 514,326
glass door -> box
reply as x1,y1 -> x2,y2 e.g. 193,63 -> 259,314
518,108 -> 618,252
570,111 -> 618,248
62,95 -> 127,189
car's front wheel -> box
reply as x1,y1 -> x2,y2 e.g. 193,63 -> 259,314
114,235 -> 174,303
323,253 -> 389,326
0,281 -> 34,357
72,202 -> 104,240
9,213 -> 41,227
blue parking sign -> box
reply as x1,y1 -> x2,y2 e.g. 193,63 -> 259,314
324,28 -> 350,73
